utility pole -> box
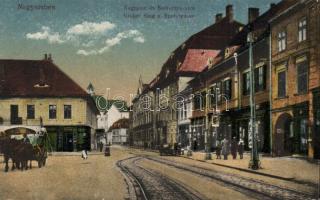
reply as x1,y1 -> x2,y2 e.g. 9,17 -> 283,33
248,31 -> 260,170
205,86 -> 212,160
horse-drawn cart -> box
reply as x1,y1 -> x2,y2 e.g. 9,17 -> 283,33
0,126 -> 49,172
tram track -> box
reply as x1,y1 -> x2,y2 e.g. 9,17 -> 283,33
117,156 -> 205,200
144,155 -> 317,200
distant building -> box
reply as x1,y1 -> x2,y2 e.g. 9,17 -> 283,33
0,55 -> 99,152
107,118 -> 129,145
88,85 -> 129,144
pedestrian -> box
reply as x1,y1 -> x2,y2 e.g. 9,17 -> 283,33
238,138 -> 244,159
22,133 -> 30,144
81,148 -> 88,160
231,137 -> 238,159
99,141 -> 103,152
193,139 -> 197,151
216,141 -> 222,159
221,138 -> 229,160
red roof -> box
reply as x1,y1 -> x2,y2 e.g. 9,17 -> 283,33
0,59 -> 89,97
178,49 -> 220,74
108,118 -> 129,132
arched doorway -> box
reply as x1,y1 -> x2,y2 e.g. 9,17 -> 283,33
274,113 -> 293,156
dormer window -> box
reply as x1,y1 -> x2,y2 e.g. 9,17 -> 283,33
225,48 -> 230,58
207,57 -> 214,68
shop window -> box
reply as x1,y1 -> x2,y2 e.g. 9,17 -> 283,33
27,105 -> 35,119
298,18 -> 307,42
300,119 -> 308,152
64,105 -> 72,119
49,105 -> 57,119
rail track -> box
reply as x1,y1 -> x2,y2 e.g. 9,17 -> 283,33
118,154 -> 317,200
145,155 -> 317,200
117,156 -> 205,200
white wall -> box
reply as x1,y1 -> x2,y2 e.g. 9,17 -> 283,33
107,105 -> 129,130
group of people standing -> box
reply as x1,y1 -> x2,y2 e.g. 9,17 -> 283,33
215,137 -> 244,160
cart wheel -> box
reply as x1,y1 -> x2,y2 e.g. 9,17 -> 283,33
42,158 -> 46,166
38,160 -> 42,168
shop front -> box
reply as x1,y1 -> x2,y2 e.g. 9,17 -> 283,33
313,88 -> 320,159
45,126 -> 91,152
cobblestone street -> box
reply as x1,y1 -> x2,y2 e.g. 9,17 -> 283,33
1,146 -> 318,200
0,147 -> 130,200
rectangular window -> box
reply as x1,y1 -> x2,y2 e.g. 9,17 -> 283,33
243,72 -> 250,95
49,105 -> 57,119
193,93 -> 201,110
209,85 -> 216,108
298,18 -> 307,42
278,31 -> 286,52
255,66 -> 266,92
217,82 -> 222,102
64,105 -> 72,119
201,91 -> 206,110
223,79 -> 232,100
27,105 -> 35,119
277,70 -> 286,98
296,57 -> 308,94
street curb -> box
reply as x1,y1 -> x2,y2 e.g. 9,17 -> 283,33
180,155 -> 317,187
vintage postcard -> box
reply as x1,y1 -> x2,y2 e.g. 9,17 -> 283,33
0,0 -> 319,199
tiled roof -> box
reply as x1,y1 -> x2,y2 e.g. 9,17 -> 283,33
178,49 -> 220,74
108,118 -> 129,132
150,17 -> 243,89
0,59 -> 88,97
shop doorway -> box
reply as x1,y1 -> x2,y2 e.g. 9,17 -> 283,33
63,133 -> 74,152
274,113 -> 293,156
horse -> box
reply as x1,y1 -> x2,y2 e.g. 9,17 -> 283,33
0,137 -> 41,172
0,137 -> 22,172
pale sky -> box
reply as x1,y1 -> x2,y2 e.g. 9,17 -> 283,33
0,0 -> 279,101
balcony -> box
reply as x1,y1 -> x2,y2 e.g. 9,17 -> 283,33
10,117 -> 22,125
0,117 -> 41,126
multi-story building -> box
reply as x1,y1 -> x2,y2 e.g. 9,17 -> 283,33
0,55 -> 99,151
130,77 -> 155,148
130,4 -> 244,149
270,0 -> 319,159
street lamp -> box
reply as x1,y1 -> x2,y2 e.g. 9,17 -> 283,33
248,31 -> 260,170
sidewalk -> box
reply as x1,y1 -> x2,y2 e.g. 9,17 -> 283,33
181,151 -> 320,185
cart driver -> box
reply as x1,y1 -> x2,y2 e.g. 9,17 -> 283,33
22,133 -> 30,144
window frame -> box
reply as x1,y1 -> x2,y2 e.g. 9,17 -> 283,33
64,105 -> 72,119
49,105 -> 57,119
277,69 -> 287,98
296,55 -> 308,94
277,30 -> 287,52
27,104 -> 35,119
298,17 -> 307,42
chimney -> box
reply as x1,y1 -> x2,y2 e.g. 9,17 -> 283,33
215,13 -> 223,23
226,4 -> 234,22
270,3 -> 276,8
44,54 -> 47,60
248,8 -> 259,23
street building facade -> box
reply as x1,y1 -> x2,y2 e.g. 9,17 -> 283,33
0,55 -> 99,152
270,0 -> 320,158
129,0 -> 319,159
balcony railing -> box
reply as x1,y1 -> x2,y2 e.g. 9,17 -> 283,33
0,118 -> 42,126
